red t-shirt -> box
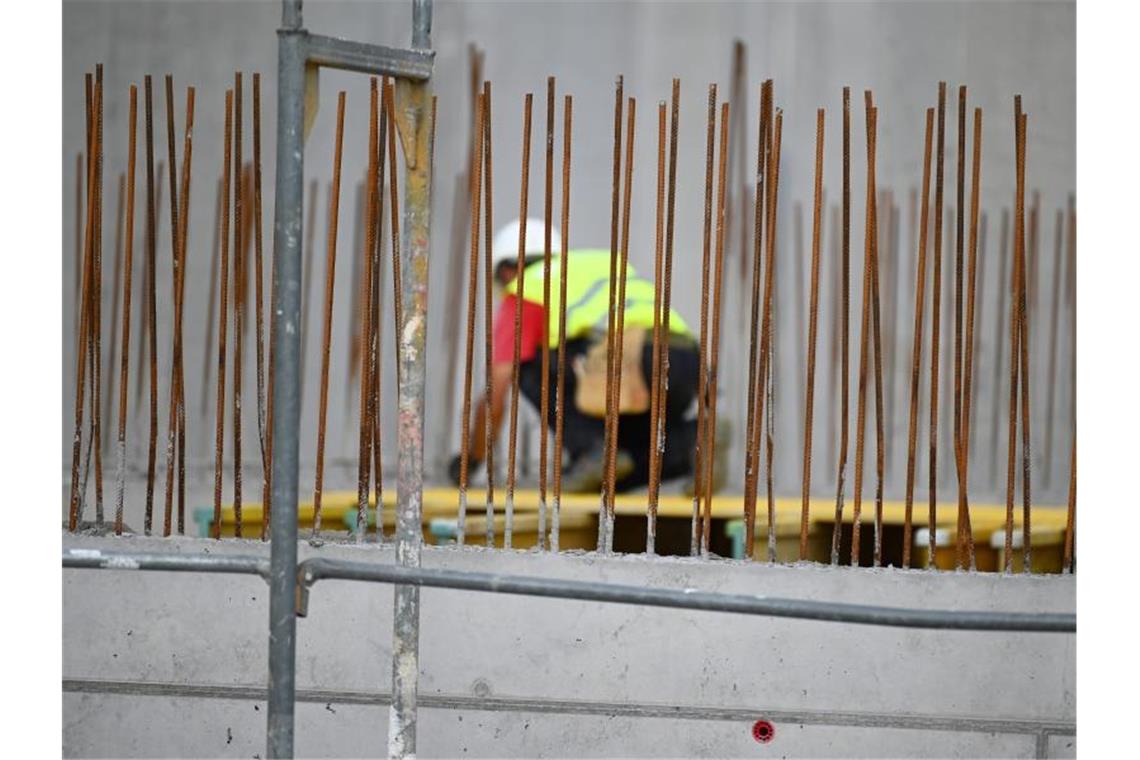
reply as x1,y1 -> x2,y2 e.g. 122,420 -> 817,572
492,294 -> 546,365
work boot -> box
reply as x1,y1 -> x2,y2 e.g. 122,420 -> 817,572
561,444 -> 634,493
684,417 -> 732,497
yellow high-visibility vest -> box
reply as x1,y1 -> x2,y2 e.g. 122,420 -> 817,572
503,249 -> 691,348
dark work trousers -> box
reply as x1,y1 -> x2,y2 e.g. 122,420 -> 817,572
518,335 -> 700,491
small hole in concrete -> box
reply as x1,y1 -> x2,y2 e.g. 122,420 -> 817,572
752,719 -> 775,744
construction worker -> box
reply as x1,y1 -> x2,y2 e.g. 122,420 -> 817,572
449,218 -> 717,493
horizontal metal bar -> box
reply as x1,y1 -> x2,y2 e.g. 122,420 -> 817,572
63,549 -> 270,579
61,678 -> 1076,738
61,550 -> 1075,633
296,557 -> 1075,633
304,33 -> 433,79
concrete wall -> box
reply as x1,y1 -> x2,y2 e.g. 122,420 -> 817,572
63,534 -> 1075,758
61,1 -> 1076,528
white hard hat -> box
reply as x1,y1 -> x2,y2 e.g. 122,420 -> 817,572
491,218 -> 562,271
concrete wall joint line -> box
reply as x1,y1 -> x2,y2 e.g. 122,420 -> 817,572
62,679 -> 1075,737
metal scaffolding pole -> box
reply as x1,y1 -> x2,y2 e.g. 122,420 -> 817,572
268,2 -> 433,757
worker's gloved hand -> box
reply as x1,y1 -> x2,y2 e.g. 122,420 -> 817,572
447,454 -> 482,486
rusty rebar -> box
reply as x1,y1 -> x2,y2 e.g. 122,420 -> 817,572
482,79 -> 497,547
692,84 -> 717,556
311,91 -> 347,538
92,66 -> 106,526
756,107 -> 783,564
68,77 -> 102,533
744,79 -> 772,559
539,76 -> 556,548
867,104 -> 886,569
830,86 -> 851,565
1016,112 -> 1032,573
356,79 -> 380,541
113,86 -> 138,536
850,98 -> 876,567
505,93 -> 534,550
646,100 -> 667,555
957,107 -> 983,570
953,87 -> 966,517
653,78 -> 681,541
247,73 -> 270,538
213,89 -> 233,539
385,79 -> 403,390
597,74 -> 624,553
1004,99 -> 1024,572
229,73 -> 245,537
552,94 -> 573,553
75,152 -> 83,338
701,100 -> 731,556
927,82 -> 947,568
602,97 -> 637,550
162,85 -> 194,537
372,80 -> 391,538
801,108 -> 825,560
902,109 -> 934,569
457,93 -> 486,546
142,77 -> 159,535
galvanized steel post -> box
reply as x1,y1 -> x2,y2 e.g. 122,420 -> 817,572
390,1 -> 433,757
267,1 -> 304,757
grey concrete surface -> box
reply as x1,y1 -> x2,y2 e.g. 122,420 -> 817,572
62,1 -> 1077,521
63,534 -> 1075,757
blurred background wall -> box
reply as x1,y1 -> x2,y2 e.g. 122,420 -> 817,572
62,0 -> 1075,524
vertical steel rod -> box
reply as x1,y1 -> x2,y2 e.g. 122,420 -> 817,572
115,85 -> 138,536
692,84 -> 717,556
756,108 -> 783,564
505,94 -> 534,550
68,79 -> 101,532
456,93 -> 485,547
389,19 -> 434,751
552,94 -> 573,553
867,103 -> 885,569
357,79 -> 381,541
215,91 -> 234,539
266,3 -> 305,752
233,73 -> 246,538
850,99 -> 876,567
1016,112 -> 1032,573
744,80 -> 771,559
481,79 -> 496,548
653,78 -> 681,546
700,101 -> 730,556
539,76 -> 555,549
646,100 -> 666,555
800,108 -> 825,559
830,86 -> 851,565
602,97 -> 637,553
253,73 -> 271,538
174,88 -> 195,535
312,92 -> 347,538
957,107 -> 983,570
902,109 -> 934,569
1004,99 -> 1024,574
143,78 -> 158,534
928,82 -> 947,568
598,75 -> 623,553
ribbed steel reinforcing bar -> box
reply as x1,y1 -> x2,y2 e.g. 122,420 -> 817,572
62,550 -> 1074,634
